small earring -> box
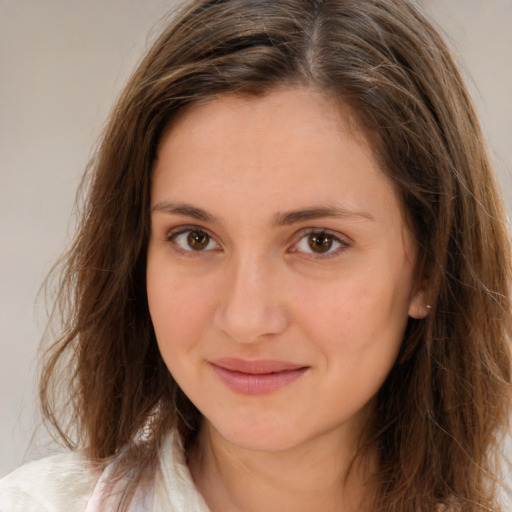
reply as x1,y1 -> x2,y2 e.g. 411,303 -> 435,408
425,304 -> 432,311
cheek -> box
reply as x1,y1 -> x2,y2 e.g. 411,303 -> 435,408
146,262 -> 212,357
294,268 -> 411,361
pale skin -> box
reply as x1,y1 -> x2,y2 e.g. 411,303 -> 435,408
146,87 -> 428,511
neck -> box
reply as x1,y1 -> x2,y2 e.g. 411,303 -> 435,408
188,422 -> 376,512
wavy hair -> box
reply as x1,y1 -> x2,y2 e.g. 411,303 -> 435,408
40,0 -> 512,510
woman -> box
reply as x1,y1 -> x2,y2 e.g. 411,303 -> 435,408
1,0 -> 511,510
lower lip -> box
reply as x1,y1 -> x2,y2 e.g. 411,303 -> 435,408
210,364 -> 308,395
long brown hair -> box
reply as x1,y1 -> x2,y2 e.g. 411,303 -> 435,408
40,0 -> 512,510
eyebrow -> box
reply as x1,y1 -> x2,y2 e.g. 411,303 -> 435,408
151,201 -> 374,225
151,201 -> 216,222
272,206 -> 375,225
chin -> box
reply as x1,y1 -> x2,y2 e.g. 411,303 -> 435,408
205,414 -> 306,453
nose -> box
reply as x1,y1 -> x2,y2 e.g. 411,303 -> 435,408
213,255 -> 289,344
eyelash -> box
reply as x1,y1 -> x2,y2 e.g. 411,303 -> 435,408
289,228 -> 349,260
166,225 -> 220,257
165,225 -> 350,260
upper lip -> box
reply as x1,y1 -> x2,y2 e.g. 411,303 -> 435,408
210,358 -> 308,374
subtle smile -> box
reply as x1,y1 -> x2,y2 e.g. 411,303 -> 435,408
210,358 -> 309,395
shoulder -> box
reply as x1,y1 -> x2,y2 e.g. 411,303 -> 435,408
0,452 -> 98,512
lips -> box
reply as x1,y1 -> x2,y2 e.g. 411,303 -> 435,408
210,358 -> 309,395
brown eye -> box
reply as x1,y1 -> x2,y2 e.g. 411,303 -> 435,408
307,232 -> 333,253
170,228 -> 220,253
187,230 -> 210,250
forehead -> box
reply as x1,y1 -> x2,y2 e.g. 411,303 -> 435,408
151,87 -> 402,227
159,87 -> 368,150
155,89 -> 376,182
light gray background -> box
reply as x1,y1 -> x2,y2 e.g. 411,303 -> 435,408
1,0 -> 511,477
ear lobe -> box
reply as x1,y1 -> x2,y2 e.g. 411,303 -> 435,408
408,289 -> 431,319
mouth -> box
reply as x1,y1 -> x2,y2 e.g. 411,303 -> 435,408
209,358 -> 309,395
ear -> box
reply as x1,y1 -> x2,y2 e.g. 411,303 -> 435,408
408,287 -> 431,319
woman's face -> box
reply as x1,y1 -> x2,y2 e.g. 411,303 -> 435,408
147,87 -> 427,453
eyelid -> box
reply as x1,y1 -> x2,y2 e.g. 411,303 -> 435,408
162,224 -> 350,259
165,223 -> 213,239
166,224 -> 222,253
288,227 -> 351,259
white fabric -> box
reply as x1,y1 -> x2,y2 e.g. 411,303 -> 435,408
0,452 -> 97,512
0,434 -> 210,512
1,432 -> 511,511
83,456 -> 153,512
